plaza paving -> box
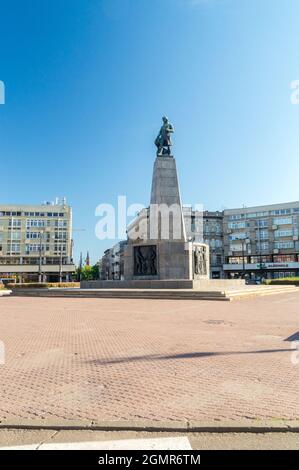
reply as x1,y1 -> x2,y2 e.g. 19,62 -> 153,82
0,294 -> 298,425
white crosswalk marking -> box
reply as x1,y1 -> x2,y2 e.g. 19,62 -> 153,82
0,436 -> 192,450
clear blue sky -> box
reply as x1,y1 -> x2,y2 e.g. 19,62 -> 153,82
1,0 -> 299,264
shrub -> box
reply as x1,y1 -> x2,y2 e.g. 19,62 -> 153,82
264,278 -> 299,286
46,282 -> 80,288
6,282 -> 80,289
6,283 -> 48,289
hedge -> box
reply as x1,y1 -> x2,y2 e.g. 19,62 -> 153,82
6,282 -> 80,289
264,278 -> 299,286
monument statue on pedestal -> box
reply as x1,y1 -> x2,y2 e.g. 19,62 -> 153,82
155,116 -> 174,157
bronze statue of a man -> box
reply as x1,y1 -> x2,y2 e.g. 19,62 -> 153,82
155,116 -> 174,156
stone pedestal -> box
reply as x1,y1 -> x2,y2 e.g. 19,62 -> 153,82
124,156 -> 209,281
124,240 -> 193,281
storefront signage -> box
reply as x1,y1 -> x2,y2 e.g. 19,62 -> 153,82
224,262 -> 299,271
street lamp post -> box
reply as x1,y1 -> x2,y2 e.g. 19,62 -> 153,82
242,239 -> 246,278
59,246 -> 63,283
257,222 -> 263,281
38,230 -> 45,283
57,217 -> 65,283
239,236 -> 250,279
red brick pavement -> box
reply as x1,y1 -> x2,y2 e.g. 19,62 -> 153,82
0,294 -> 298,423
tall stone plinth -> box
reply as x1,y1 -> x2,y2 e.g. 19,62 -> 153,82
124,156 -> 209,281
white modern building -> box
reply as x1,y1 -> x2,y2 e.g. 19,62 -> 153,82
0,199 -> 76,282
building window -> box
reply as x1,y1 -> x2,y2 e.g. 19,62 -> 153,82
228,257 -> 249,264
258,230 -> 269,239
273,254 -> 296,262
11,232 -> 21,240
270,209 -> 292,216
55,220 -> 67,228
54,244 -> 66,252
273,217 -> 293,226
26,219 -> 46,228
228,221 -> 247,230
256,219 -> 268,228
26,243 -> 49,254
229,243 -> 244,252
7,243 -> 21,254
229,232 -> 248,241
274,229 -> 294,238
54,232 -> 67,240
274,241 -> 294,249
27,232 -> 37,239
251,255 -> 272,263
273,271 -> 298,279
9,219 -> 22,228
256,242 -> 269,251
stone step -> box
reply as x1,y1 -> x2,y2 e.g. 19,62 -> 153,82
11,288 -> 229,301
10,285 -> 298,301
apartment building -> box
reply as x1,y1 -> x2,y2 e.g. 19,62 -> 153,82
100,241 -> 127,280
223,201 -> 299,279
0,199 -> 76,282
183,208 -> 224,278
202,211 -> 224,278
98,201 -> 299,281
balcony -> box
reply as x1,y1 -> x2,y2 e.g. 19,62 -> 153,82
0,263 -> 76,273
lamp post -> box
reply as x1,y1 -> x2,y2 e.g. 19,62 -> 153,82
59,245 -> 63,283
241,238 -> 246,278
240,204 -> 250,280
257,222 -> 263,281
239,237 -> 250,279
38,229 -> 45,283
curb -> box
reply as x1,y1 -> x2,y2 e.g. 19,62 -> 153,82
0,419 -> 299,433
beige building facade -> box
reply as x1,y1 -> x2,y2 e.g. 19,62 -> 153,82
223,201 -> 299,279
0,200 -> 76,282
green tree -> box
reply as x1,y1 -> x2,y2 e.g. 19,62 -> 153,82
91,264 -> 100,280
76,264 -> 99,281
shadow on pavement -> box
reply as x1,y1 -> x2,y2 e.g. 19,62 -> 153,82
284,331 -> 299,342
89,348 -> 294,365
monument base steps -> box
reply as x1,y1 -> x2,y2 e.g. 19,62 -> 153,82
11,285 -> 297,301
